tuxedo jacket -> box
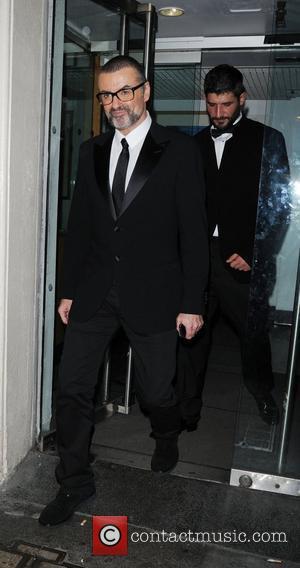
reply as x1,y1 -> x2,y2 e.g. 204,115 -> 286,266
195,116 -> 290,283
61,122 -> 208,333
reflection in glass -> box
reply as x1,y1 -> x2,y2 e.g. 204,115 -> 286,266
233,57 -> 300,481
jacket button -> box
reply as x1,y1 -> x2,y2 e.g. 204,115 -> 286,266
115,255 -> 120,262
114,225 -> 120,232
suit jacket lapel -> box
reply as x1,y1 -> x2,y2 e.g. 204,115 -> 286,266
201,131 -> 219,175
93,133 -> 117,220
218,136 -> 234,171
119,129 -> 168,216
218,117 -> 246,171
93,125 -> 169,220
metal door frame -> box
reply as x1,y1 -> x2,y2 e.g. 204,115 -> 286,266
40,0 -> 65,438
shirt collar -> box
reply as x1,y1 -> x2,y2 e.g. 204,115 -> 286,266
115,111 -> 152,148
233,112 -> 242,126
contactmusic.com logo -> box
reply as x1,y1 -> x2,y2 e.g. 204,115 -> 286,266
92,516 -> 128,556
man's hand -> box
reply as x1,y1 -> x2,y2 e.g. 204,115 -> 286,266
58,299 -> 73,324
226,253 -> 251,272
176,313 -> 204,340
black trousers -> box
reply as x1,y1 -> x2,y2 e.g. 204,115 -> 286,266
177,239 -> 274,421
56,285 -> 180,492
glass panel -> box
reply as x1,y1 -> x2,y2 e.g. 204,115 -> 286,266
232,47 -> 300,480
128,17 -> 145,56
66,0 -> 121,42
153,63 -> 201,135
184,48 -> 300,484
59,51 -> 94,233
52,44 -> 95,429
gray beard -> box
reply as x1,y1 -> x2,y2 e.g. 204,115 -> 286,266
106,107 -> 143,131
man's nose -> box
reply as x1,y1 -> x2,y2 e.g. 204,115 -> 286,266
111,94 -> 122,108
216,105 -> 222,117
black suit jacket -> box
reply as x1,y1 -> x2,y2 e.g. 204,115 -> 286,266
195,116 -> 290,283
61,122 -> 208,333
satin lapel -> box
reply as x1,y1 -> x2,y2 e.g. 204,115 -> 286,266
218,118 -> 245,171
207,134 -> 219,173
93,135 -> 117,220
119,132 -> 168,216
218,136 -> 234,171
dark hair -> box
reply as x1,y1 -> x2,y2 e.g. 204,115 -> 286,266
204,64 -> 246,97
101,55 -> 146,83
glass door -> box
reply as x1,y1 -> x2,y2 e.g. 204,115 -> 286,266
153,55 -> 202,135
230,46 -> 300,495
41,4 -> 101,439
40,0 -> 157,442
155,48 -> 299,485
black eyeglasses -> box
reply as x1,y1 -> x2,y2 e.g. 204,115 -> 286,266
96,81 -> 146,105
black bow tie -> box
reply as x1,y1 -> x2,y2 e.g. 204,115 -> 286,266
211,125 -> 235,139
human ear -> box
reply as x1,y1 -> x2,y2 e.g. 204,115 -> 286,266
239,92 -> 247,107
143,81 -> 151,103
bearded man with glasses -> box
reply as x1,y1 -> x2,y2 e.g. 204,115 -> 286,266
39,55 -> 208,526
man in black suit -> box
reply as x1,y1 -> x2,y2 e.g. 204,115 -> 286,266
178,64 -> 290,431
39,56 -> 208,526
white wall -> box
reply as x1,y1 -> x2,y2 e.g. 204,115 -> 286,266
0,0 -> 49,482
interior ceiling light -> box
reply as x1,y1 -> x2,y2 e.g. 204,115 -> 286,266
229,8 -> 262,12
158,6 -> 184,17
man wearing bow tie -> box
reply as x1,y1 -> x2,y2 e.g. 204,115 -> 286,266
39,55 -> 208,526
177,64 -> 290,432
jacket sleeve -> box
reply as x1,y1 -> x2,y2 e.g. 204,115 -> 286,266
61,141 -> 92,299
175,135 -> 209,314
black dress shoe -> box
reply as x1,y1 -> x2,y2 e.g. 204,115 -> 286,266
255,395 -> 279,425
151,437 -> 179,473
39,487 -> 95,526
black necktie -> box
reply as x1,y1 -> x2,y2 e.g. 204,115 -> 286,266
112,138 -> 129,216
211,125 -> 234,139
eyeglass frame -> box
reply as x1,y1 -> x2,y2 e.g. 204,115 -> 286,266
96,81 -> 147,106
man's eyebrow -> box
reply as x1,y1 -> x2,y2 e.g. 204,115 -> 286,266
100,84 -> 132,93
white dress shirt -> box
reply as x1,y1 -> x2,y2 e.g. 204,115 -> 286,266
109,111 -> 152,192
211,113 -> 242,236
